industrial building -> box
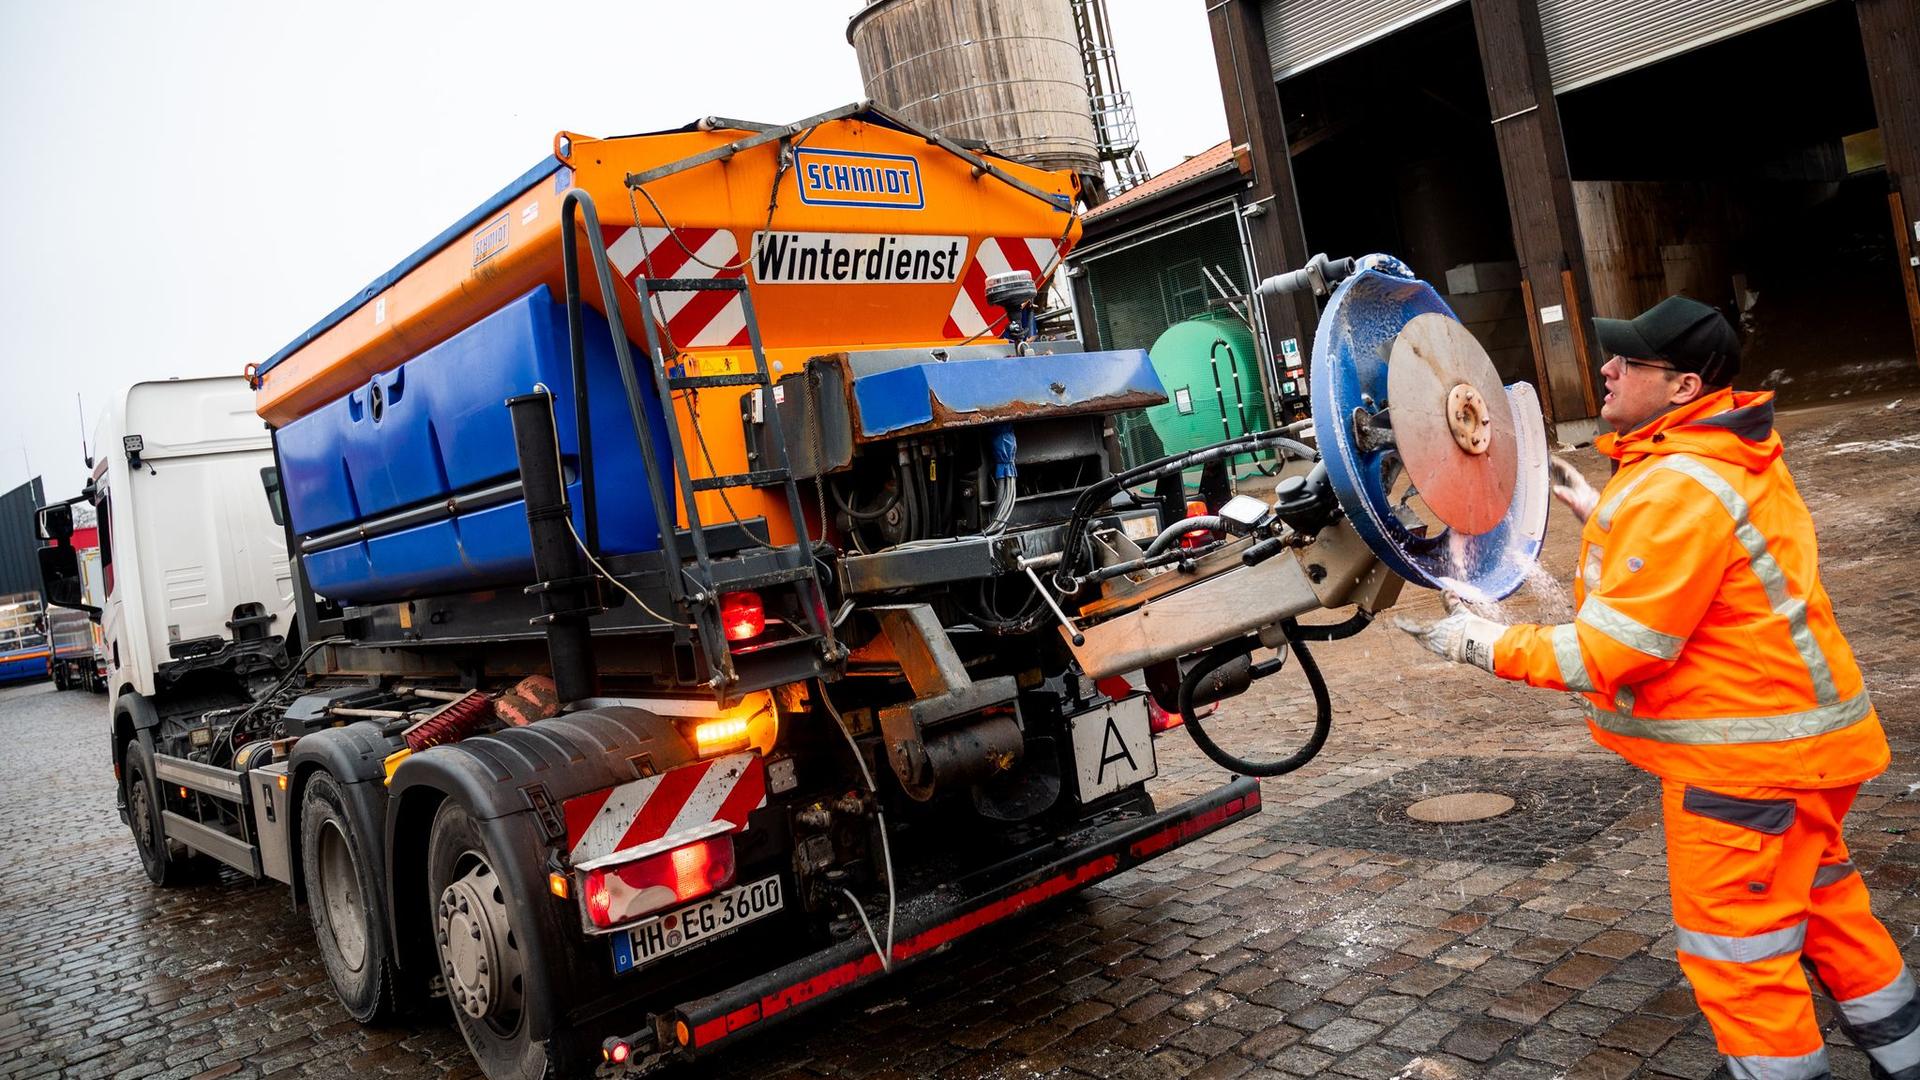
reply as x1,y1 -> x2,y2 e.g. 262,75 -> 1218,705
1061,143 -> 1306,471
1207,0 -> 1920,438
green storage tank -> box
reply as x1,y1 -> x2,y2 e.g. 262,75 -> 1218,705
1116,314 -> 1273,473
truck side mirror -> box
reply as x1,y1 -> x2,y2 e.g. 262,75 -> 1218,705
38,545 -> 96,615
260,466 -> 287,528
37,503 -> 73,542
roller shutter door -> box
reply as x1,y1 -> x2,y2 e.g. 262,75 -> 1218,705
1540,0 -> 1836,93
1261,0 -> 1835,93
1260,0 -> 1463,81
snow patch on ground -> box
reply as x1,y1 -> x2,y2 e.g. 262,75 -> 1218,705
1826,432 -> 1920,456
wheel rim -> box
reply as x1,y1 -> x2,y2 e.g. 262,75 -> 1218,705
316,820 -> 368,972
128,771 -> 156,854
436,856 -> 524,1031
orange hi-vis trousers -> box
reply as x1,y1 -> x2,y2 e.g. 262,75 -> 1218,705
1662,781 -> 1919,1079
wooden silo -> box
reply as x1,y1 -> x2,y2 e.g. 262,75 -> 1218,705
849,0 -> 1100,181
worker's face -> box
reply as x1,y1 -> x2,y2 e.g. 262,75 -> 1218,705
1600,354 -> 1703,434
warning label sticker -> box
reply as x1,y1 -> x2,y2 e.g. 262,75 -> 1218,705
750,231 -> 965,285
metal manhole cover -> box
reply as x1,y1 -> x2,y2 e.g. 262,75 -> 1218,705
1405,791 -> 1517,822
1267,756 -> 1655,867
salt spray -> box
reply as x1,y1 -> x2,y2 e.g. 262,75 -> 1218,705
1435,544 -> 1573,625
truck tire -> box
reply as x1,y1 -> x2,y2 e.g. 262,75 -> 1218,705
427,800 -> 560,1080
301,771 -> 399,1024
123,741 -> 203,886
51,662 -> 67,691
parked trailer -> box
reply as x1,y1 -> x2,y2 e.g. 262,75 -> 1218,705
46,605 -> 96,690
39,105 -> 1454,1080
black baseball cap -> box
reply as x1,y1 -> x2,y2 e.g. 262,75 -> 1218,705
1595,295 -> 1741,387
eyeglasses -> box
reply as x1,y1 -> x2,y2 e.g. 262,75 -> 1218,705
1613,356 -> 1679,374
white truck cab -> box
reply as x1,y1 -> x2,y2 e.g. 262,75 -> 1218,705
40,376 -> 294,727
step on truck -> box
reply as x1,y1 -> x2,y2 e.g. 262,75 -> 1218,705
40,104 -> 1550,1079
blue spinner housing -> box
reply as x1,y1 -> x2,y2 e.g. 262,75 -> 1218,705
1310,255 -> 1549,601
274,286 -> 674,604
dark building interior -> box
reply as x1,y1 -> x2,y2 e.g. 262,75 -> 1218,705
1267,1 -> 1918,404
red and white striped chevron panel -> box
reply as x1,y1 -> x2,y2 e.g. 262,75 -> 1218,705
944,236 -> 1064,339
562,753 -> 766,866
603,225 -> 750,348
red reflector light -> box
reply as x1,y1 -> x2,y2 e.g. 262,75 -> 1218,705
1093,676 -> 1189,734
606,1041 -> 631,1064
1180,499 -> 1214,549
581,835 -> 737,929
721,591 -> 765,642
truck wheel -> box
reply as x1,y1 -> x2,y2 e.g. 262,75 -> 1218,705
301,771 -> 398,1023
123,741 -> 200,886
428,800 -> 551,1080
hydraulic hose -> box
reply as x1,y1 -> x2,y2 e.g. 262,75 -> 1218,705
1055,427 -> 1316,591
1287,609 -> 1374,642
829,478 -> 899,522
1178,619 -> 1332,778
1143,516 -> 1229,558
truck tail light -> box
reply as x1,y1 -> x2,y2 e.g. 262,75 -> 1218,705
721,591 -> 764,642
693,717 -> 751,757
581,835 -> 737,929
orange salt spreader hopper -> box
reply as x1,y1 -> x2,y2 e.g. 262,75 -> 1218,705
252,104 -> 1083,540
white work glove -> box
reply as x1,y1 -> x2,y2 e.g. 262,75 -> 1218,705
1395,593 -> 1505,672
1550,458 -> 1599,524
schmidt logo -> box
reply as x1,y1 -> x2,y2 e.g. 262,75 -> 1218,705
794,147 -> 924,210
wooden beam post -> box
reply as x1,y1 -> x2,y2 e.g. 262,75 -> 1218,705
1470,0 -> 1603,423
1857,0 -> 1920,369
1205,0 -> 1319,371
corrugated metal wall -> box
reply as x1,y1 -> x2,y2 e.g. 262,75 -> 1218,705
0,478 -> 47,598
1539,0 -> 1834,92
1261,0 -> 1462,80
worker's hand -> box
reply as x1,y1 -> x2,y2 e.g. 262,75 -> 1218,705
1394,593 -> 1504,672
1550,458 -> 1599,524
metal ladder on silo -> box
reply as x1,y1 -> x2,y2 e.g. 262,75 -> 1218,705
558,190 -> 840,703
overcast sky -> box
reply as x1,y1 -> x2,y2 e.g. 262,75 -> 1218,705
0,1 -> 1227,498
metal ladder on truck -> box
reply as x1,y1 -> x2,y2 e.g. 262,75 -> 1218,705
559,189 -> 841,703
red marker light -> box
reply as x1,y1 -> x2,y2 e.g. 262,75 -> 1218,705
585,872 -> 612,925
1180,499 -> 1213,549
721,591 -> 765,642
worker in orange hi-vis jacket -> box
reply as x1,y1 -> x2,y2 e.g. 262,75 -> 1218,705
1399,295 -> 1910,1080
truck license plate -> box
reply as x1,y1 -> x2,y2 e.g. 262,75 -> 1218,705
1068,695 -> 1157,801
612,875 -> 783,974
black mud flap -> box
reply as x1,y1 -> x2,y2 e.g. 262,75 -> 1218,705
643,776 -> 1261,1061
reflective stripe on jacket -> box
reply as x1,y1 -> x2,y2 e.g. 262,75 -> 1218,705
1493,388 -> 1887,788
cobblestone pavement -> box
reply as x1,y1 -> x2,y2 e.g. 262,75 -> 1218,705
3,391 -> 1918,1080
